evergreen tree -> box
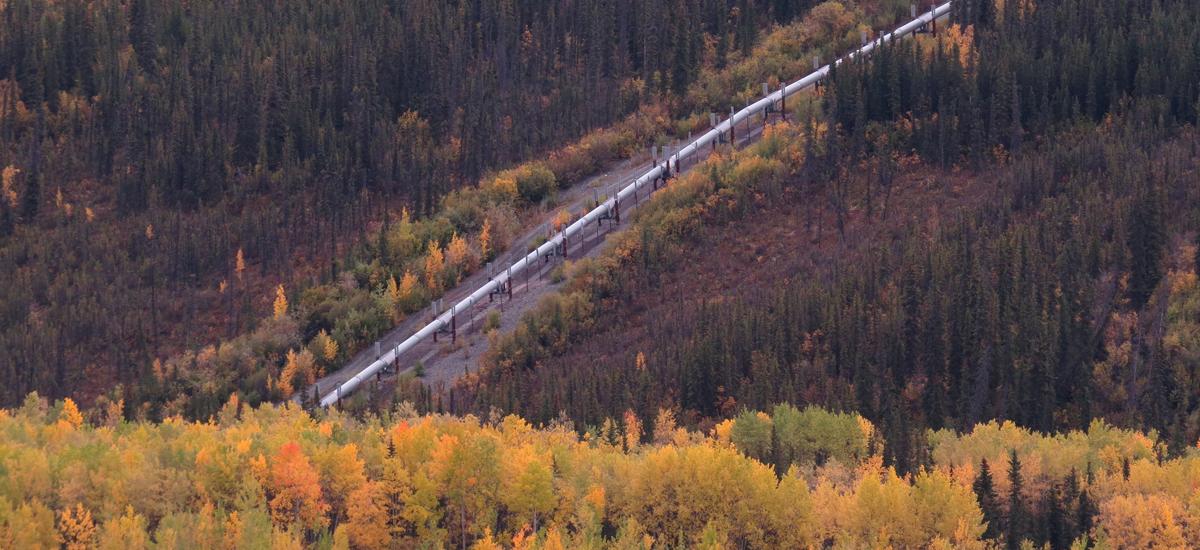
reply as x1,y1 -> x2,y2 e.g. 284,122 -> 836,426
973,458 -> 1000,539
1078,463 -> 1096,538
0,199 -> 12,238
1128,193 -> 1165,308
1006,450 -> 1025,550
1042,483 -> 1066,550
1194,231 -> 1200,276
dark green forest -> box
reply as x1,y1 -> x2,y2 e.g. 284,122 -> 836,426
460,0 -> 1200,487
0,0 -> 841,407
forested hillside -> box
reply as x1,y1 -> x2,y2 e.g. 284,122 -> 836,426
6,0 -> 1200,548
0,0 -> 893,409
458,0 -> 1200,518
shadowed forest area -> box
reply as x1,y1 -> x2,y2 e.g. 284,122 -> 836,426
0,0 -> 908,410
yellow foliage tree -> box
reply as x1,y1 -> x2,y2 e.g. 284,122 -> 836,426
623,409 -> 642,451
501,445 -> 556,531
222,511 -> 243,549
398,270 -> 418,311
317,443 -> 368,522
98,506 -> 149,550
278,349 -> 317,399
59,398 -> 83,429
446,232 -> 470,273
235,248 -> 246,281
424,241 -> 445,294
1098,494 -> 1188,548
1,165 -> 18,207
479,219 -> 493,261
273,284 -> 289,319
386,275 -> 400,303
314,330 -> 339,362
344,482 -> 389,550
57,503 -> 96,550
652,408 -> 678,445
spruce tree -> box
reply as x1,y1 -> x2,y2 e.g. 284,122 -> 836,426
0,198 -> 12,237
1128,193 -> 1165,308
1043,484 -> 1065,550
1078,463 -> 1096,538
1194,231 -> 1200,276
1006,450 -> 1025,550
973,458 -> 1000,539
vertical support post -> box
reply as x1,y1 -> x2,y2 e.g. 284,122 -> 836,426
780,84 -> 786,120
729,107 -> 736,145
507,266 -> 513,299
614,196 -> 621,224
710,113 -> 718,149
451,313 -> 456,344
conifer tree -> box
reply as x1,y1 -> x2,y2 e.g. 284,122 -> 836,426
1006,450 -> 1025,550
1128,193 -> 1165,308
973,458 -> 1000,539
1194,231 -> 1200,276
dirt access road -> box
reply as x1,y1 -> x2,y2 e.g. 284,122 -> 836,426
305,116 -> 771,404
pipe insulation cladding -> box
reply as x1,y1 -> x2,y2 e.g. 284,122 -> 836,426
320,1 -> 954,408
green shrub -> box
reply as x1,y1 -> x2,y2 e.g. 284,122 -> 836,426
484,310 -> 502,333
516,163 -> 557,203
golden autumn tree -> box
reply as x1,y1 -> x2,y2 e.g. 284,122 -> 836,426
344,482 -> 390,550
652,408 -> 678,445
424,241 -> 445,294
500,445 -> 556,531
235,248 -> 246,281
273,285 -> 288,319
268,442 -> 329,533
56,504 -> 95,547
479,218 -> 493,261
398,270 -> 419,312
279,349 -> 318,399
97,506 -> 149,550
446,232 -> 470,276
317,443 -> 368,522
59,398 -> 83,429
623,409 -> 643,451
4,500 -> 57,549
222,511 -> 243,549
1097,494 -> 1189,548
1,165 -> 18,207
